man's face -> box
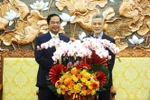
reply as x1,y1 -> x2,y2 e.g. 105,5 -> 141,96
91,18 -> 104,35
48,16 -> 61,34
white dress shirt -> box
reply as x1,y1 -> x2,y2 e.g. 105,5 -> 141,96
93,32 -> 103,39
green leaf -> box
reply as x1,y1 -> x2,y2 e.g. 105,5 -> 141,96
99,87 -> 106,91
46,75 -> 58,95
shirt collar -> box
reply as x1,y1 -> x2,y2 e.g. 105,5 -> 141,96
49,31 -> 59,38
94,32 -> 103,39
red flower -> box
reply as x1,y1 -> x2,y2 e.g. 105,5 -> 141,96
92,83 -> 99,89
49,64 -> 68,84
81,52 -> 108,67
91,52 -> 108,67
96,71 -> 107,86
56,81 -> 62,85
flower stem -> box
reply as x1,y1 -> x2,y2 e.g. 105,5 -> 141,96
48,0 -> 54,14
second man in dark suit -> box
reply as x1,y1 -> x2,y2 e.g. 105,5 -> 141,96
90,14 -> 116,100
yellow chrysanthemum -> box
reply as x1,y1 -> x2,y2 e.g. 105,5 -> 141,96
88,86 -> 93,90
57,88 -> 61,94
91,90 -> 96,95
61,85 -> 66,89
86,81 -> 92,87
81,77 -> 88,82
80,90 -> 87,96
71,75 -> 78,82
74,83 -> 81,92
80,69 -> 87,75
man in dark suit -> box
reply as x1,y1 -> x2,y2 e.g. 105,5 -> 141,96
34,14 -> 70,100
90,14 -> 116,100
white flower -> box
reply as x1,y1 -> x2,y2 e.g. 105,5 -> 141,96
41,42 -> 49,49
95,48 -> 109,58
109,0 -> 114,2
40,37 -> 120,61
59,42 -> 69,55
30,0 -> 49,11
4,10 -> 20,26
52,50 -> 62,62
37,45 -> 41,50
59,13 -> 76,26
79,32 -> 86,40
128,35 -> 144,45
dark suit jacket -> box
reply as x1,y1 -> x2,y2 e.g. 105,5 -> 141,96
102,33 -> 115,88
88,33 -> 115,87
34,32 -> 70,88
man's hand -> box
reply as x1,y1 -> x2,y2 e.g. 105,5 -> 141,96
67,62 -> 73,69
67,61 -> 80,69
73,61 -> 80,66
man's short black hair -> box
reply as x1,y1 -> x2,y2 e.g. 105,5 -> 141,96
47,13 -> 62,25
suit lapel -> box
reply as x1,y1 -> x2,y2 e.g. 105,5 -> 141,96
59,33 -> 65,41
59,33 -> 62,40
45,31 -> 52,41
102,33 -> 107,39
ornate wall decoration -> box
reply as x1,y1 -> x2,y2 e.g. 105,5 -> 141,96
0,0 -> 149,52
102,7 -> 115,21
0,17 -> 9,30
137,15 -> 150,36
104,18 -> 132,38
0,0 -> 49,50
0,0 -> 29,26
118,0 -> 150,45
0,19 -> 40,49
117,48 -> 150,57
1,49 -> 34,57
9,0 -> 30,20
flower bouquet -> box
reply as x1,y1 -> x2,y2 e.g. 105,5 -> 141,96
39,37 -> 119,100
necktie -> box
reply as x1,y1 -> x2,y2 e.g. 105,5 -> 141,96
94,36 -> 98,38
53,35 -> 58,39
53,35 -> 62,64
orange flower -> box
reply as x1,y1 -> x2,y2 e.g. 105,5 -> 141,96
86,89 -> 92,95
64,77 -> 72,85
76,74 -> 82,79
82,85 -> 87,90
82,72 -> 91,79
69,80 -> 75,86
62,89 -> 66,95
71,67 -> 78,75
